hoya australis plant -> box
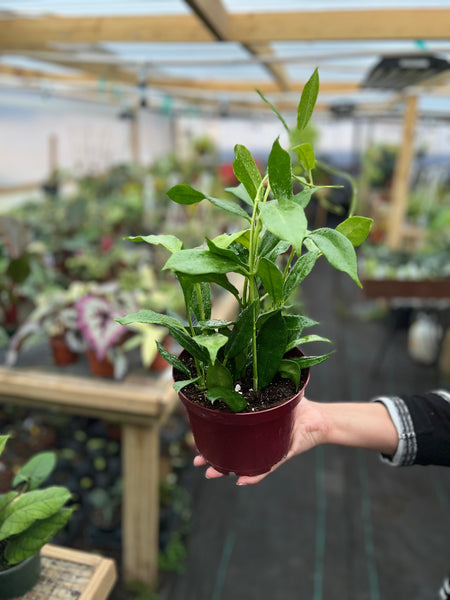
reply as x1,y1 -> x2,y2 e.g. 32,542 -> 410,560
117,70 -> 372,413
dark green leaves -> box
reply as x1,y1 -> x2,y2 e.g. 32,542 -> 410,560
233,144 -> 262,201
167,184 -> 205,205
256,311 -> 288,389
283,251 -> 319,300
258,258 -> 283,304
297,68 -> 319,132
207,388 -> 247,413
268,139 -> 292,202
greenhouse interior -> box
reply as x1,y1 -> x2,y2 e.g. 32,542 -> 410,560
0,1 -> 449,599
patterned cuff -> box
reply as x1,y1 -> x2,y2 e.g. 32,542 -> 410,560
372,396 -> 417,466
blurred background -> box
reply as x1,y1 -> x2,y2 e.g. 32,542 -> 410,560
0,2 -> 449,599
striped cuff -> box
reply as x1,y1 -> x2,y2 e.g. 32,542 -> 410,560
372,396 -> 417,466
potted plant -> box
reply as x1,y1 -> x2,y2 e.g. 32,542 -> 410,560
117,70 -> 372,476
0,435 -> 75,599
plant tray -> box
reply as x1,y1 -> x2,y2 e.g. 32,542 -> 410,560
19,544 -> 116,600
362,278 -> 450,300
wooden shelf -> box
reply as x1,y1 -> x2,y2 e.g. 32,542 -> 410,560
362,278 -> 450,300
19,544 -> 116,600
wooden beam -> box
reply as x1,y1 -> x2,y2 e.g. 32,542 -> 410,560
185,0 -> 230,40
244,42 -> 292,92
386,94 -> 418,250
229,9 -> 450,42
0,63 -> 93,82
1,9 -> 448,50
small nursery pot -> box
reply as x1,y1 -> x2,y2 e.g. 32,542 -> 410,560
177,348 -> 310,477
0,553 -> 41,599
50,334 -> 78,366
86,350 -> 114,378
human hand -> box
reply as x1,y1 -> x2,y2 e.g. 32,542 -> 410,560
193,397 -> 327,485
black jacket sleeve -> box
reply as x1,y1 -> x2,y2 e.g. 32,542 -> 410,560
373,390 -> 450,467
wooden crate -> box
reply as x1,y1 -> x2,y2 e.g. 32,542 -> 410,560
20,545 -> 116,600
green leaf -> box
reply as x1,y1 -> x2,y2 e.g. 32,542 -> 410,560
193,333 -> 229,365
283,251 -> 319,300
206,363 -> 233,389
163,249 -> 243,276
206,237 -> 244,266
278,359 -> 301,389
292,188 -> 316,208
292,143 -> 316,172
191,282 -> 211,322
206,196 -> 251,221
283,315 -> 319,331
5,507 -> 75,565
297,68 -> 319,132
206,387 -> 247,413
0,487 -> 72,541
336,216 -> 373,247
167,328 -> 210,364
287,352 -> 334,370
224,303 -> 255,360
225,183 -> 253,208
259,199 -> 307,255
256,89 -> 290,134
125,234 -> 183,254
256,311 -> 288,389
198,319 -> 233,330
167,183 -> 205,205
116,310 -> 186,331
306,228 -> 362,287
183,273 -> 240,302
257,257 -> 283,304
173,377 -> 200,394
155,341 -> 191,377
268,138 -> 292,202
13,452 -> 56,491
233,144 -> 262,201
0,435 -> 10,457
0,492 -> 18,516
212,229 -> 251,249
286,335 -> 332,352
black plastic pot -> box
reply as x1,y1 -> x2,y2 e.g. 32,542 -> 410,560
0,553 -> 41,599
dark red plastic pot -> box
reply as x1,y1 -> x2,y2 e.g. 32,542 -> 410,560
177,349 -> 310,476
86,349 -> 114,378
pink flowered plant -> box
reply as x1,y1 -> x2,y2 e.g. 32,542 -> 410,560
76,295 -> 126,361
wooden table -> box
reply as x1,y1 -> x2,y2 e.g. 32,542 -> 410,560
0,366 -> 176,588
20,544 -> 116,599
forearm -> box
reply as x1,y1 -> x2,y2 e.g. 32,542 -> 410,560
315,401 -> 399,456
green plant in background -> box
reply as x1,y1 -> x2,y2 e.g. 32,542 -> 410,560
117,69 -> 372,412
0,435 -> 74,569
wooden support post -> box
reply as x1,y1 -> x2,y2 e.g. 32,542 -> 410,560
121,423 -> 160,588
130,111 -> 140,165
48,133 -> 58,173
386,94 -> 418,250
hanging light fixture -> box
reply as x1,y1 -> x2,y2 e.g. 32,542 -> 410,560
363,54 -> 449,90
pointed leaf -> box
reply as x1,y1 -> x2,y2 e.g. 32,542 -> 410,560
268,138 -> 292,202
336,216 -> 373,247
212,229 -> 251,249
163,249 -> 243,276
256,311 -> 288,389
156,341 -> 191,377
206,196 -> 251,221
167,184 -> 205,205
292,143 -> 316,172
0,435 -> 10,457
283,251 -> 319,300
233,144 -> 262,201
297,68 -> 319,132
284,315 -> 319,332
0,487 -> 72,541
167,327 -> 210,364
193,333 -> 228,365
292,188 -> 316,208
225,183 -> 253,207
259,199 -> 307,255
125,234 -> 183,254
257,257 -> 283,304
286,335 -> 332,352
288,352 -> 334,370
13,452 -> 56,491
307,228 -> 362,287
207,387 -> 247,413
278,359 -> 301,389
116,310 -> 186,331
5,507 -> 75,565
173,377 -> 201,394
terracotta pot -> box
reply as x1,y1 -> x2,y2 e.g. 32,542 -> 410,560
176,348 -> 310,476
86,350 -> 114,378
50,335 -> 78,366
0,553 -> 41,599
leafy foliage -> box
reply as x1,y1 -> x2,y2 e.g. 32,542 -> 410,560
117,70 -> 372,412
0,436 -> 74,568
